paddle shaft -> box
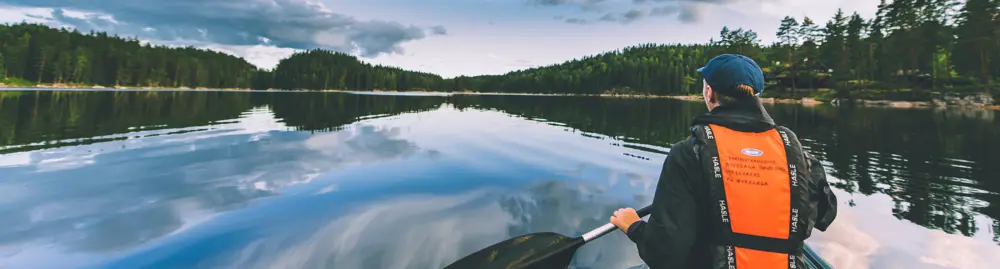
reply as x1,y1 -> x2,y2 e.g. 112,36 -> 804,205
580,204 -> 653,242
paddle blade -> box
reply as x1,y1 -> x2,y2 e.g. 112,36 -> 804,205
443,232 -> 583,269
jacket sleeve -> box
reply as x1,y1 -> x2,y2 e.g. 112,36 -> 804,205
624,139 -> 701,269
806,152 -> 837,231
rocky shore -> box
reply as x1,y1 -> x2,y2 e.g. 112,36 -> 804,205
667,92 -> 997,110
830,92 -> 996,109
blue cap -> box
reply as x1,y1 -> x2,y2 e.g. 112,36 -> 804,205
696,54 -> 765,97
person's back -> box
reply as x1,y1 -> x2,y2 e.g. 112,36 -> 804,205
609,54 -> 838,269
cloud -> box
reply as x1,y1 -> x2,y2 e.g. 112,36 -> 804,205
606,8 -> 649,24
1,0 -> 446,58
559,0 -> 733,24
675,4 -> 704,23
633,0 -> 741,4
565,17 -> 590,24
528,0 -> 608,7
430,25 -> 448,35
566,3 -> 701,24
530,0 -> 575,5
527,0 -> 609,11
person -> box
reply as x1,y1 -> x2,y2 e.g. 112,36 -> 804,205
609,54 -> 838,269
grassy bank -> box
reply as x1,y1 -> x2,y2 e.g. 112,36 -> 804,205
0,77 -> 35,87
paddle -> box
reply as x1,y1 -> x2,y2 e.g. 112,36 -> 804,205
443,204 -> 653,269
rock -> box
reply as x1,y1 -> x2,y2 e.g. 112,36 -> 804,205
931,98 -> 947,107
859,99 -> 891,106
888,101 -> 930,108
932,92 -> 995,107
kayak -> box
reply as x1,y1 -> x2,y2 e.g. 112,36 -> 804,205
803,244 -> 834,269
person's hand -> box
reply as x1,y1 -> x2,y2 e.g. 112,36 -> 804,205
610,207 -> 641,233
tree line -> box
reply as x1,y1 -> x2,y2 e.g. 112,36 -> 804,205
0,23 -> 258,88
1,0 -> 998,97
454,0 -> 1000,97
252,50 -> 446,91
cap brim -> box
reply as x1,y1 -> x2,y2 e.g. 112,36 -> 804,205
696,66 -> 705,72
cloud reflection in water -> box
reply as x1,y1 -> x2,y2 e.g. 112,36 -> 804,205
0,109 -> 428,268
151,180 -> 648,269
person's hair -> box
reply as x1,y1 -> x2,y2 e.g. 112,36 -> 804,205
711,84 -> 758,106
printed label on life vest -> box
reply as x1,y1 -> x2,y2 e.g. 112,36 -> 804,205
789,163 -> 798,187
709,124 -> 792,240
779,130 -> 791,146
722,155 -> 773,186
719,199 -> 730,223
790,208 -> 799,234
712,156 -> 723,179
741,148 -> 763,156
726,246 -> 736,269
705,126 -> 715,140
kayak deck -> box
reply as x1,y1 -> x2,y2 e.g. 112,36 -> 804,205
803,245 -> 834,269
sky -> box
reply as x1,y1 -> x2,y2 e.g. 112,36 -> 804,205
0,0 -> 880,78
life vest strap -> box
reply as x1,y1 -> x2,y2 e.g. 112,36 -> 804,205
715,232 -> 804,255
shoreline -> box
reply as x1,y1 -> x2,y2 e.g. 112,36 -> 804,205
0,83 -> 260,91
3,84 -> 996,110
663,94 -> 1000,110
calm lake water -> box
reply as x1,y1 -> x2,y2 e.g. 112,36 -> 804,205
0,90 -> 998,269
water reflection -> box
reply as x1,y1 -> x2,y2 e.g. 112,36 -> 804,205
0,90 -> 998,269
101,180 -> 648,269
449,95 -> 698,148
455,95 -> 1000,247
0,91 -> 254,153
0,94 -> 443,268
769,105 -> 1000,246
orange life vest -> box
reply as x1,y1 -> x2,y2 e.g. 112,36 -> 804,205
692,123 -> 810,269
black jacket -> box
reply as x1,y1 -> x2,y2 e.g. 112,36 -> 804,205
624,100 -> 838,269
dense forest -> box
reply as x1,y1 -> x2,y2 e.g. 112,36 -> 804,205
453,0 -> 1000,97
0,24 -> 259,88
1,0 -> 998,99
254,50 -> 446,91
